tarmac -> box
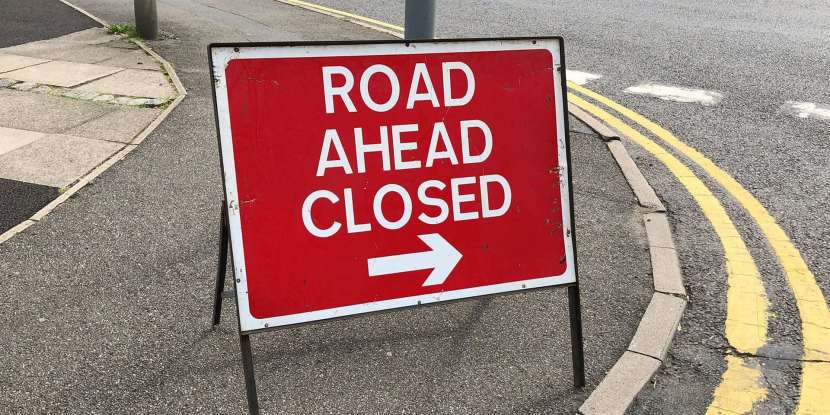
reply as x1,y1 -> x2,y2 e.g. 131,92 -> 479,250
0,1 -> 655,413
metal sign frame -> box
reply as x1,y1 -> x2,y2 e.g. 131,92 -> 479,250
208,37 -> 584,415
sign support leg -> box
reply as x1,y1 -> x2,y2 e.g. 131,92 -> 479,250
239,333 -> 260,415
567,285 -> 586,387
212,199 -> 230,327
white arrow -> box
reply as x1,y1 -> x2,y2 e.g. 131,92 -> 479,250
367,233 -> 462,287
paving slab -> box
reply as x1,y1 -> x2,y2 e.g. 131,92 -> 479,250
2,60 -> 122,88
0,126 -> 46,156
0,89 -> 115,133
65,106 -> 162,143
99,39 -> 140,50
0,38 -> 129,64
50,28 -> 118,45
76,69 -> 175,99
0,54 -> 49,73
0,133 -> 123,187
96,49 -> 163,71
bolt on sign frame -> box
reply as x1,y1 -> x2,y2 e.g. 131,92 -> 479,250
208,37 -> 584,415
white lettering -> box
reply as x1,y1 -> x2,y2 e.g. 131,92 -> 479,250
425,122 -> 458,167
344,188 -> 371,233
373,184 -> 413,230
360,64 -> 400,112
355,127 -> 391,174
480,174 -> 511,218
417,180 -> 448,225
450,176 -> 479,221
406,63 -> 440,109
317,129 -> 353,177
322,66 -> 356,113
460,120 -> 492,164
442,62 -> 475,107
391,124 -> 420,170
302,190 -> 341,237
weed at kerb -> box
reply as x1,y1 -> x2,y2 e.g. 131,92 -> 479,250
107,23 -> 138,38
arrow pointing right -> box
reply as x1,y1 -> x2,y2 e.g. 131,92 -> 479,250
367,233 -> 462,287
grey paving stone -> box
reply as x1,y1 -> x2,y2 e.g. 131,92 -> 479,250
0,54 -> 49,73
627,293 -> 687,360
2,60 -> 122,88
0,126 -> 46,156
1,40 -> 128,64
65,106 -> 161,143
10,81 -> 37,91
578,352 -> 662,415
96,49 -> 163,71
0,89 -> 115,133
98,39 -> 140,50
92,94 -> 115,102
50,28 -> 117,45
61,89 -> 100,101
0,133 -> 123,187
76,69 -> 175,99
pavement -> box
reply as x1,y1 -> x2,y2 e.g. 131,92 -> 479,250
0,26 -> 177,235
0,1 -> 656,414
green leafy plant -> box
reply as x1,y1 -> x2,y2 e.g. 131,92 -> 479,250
107,23 -> 138,38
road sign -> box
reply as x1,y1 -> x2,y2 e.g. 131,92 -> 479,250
210,38 -> 576,333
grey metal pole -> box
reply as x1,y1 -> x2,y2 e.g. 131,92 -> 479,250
134,0 -> 158,40
404,0 -> 436,40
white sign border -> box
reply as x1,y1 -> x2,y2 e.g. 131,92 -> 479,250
210,38 -> 576,332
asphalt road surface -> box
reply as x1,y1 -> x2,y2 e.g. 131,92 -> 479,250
0,0 -> 96,48
295,0 -> 830,413
0,1 -> 654,414
3,0 -> 827,413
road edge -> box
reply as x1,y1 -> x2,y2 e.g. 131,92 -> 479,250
241,1 -> 689,412
0,1 -> 188,245
569,105 -> 687,415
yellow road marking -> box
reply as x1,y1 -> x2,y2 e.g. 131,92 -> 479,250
569,82 -> 830,414
275,0 -> 404,36
275,0 -> 828,411
567,94 -> 769,353
569,93 -> 771,413
707,356 -> 769,414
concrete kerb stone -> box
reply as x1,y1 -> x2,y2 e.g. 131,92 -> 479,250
0,219 -> 35,244
570,111 -> 687,415
627,293 -> 686,360
0,2 -> 187,245
578,351 -> 662,415
650,245 -> 687,296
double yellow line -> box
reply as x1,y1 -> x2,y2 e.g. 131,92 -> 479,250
275,1 -> 830,412
568,84 -> 830,414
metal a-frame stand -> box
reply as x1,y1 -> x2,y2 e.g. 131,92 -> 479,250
212,200 -> 261,415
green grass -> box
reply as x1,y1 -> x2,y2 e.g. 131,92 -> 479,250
107,23 -> 138,38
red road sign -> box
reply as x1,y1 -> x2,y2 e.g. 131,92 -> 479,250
210,39 -> 576,332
